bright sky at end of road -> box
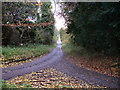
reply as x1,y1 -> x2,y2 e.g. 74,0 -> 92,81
51,1 -> 66,31
54,13 -> 66,31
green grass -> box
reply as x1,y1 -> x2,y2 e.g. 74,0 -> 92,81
62,42 -> 92,57
2,44 -> 55,61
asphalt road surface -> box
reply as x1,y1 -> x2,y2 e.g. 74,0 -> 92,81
2,44 -> 120,88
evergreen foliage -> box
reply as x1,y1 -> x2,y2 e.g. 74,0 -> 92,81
63,2 -> 120,55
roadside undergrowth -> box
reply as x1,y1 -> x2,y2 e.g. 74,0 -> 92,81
62,43 -> 120,77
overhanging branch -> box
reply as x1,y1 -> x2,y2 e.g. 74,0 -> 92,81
1,22 -> 54,27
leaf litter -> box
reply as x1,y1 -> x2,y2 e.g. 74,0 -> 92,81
6,68 -> 106,88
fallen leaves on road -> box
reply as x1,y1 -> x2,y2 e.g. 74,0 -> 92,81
66,54 -> 120,77
6,68 -> 106,88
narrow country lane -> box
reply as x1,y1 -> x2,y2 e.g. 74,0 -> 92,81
2,35 -> 120,88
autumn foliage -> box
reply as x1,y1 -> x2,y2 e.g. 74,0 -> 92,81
36,2 -> 43,6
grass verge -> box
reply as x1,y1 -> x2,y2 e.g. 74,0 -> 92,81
1,44 -> 55,67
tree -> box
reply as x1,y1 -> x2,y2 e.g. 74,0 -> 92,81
34,2 -> 54,44
2,2 -> 54,46
2,2 -> 38,45
61,2 -> 120,55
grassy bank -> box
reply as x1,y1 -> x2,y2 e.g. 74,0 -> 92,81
62,43 -> 90,57
1,44 -> 55,66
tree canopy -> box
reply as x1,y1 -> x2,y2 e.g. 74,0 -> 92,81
61,2 -> 120,55
2,2 -> 54,46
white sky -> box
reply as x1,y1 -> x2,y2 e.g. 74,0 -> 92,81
37,0 -> 66,30
51,1 -> 66,30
